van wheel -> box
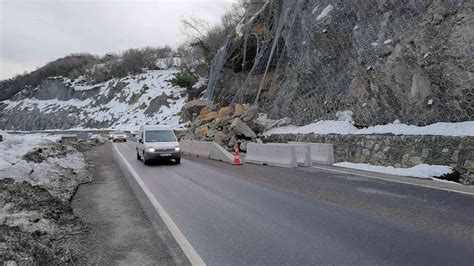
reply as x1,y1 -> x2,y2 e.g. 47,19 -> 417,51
175,158 -> 181,164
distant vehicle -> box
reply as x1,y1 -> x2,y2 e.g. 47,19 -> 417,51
107,132 -> 114,140
136,125 -> 181,164
131,131 -> 139,137
112,131 -> 127,142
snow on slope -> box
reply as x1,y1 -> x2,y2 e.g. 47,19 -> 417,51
2,69 -> 187,130
334,162 -> 455,182
264,120 -> 474,137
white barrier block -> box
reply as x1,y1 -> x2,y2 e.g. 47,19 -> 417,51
289,142 -> 334,165
180,140 -> 239,165
294,144 -> 311,167
179,140 -> 193,154
192,141 -> 212,158
266,143 -> 310,167
245,143 -> 297,168
209,142 -> 236,164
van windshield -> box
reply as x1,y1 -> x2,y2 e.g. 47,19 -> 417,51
145,130 -> 176,142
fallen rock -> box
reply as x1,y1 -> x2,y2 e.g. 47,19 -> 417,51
234,104 -> 247,117
199,111 -> 218,122
194,125 -> 209,139
230,118 -> 257,139
218,106 -> 233,118
200,106 -> 212,116
213,131 -> 229,146
182,99 -> 215,121
241,105 -> 258,122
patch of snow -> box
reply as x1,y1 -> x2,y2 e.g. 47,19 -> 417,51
355,121 -> 474,136
264,121 -> 474,137
311,5 -> 319,15
371,42 -> 379,46
192,77 -> 207,89
334,162 -> 455,182
316,4 -> 334,21
336,110 -> 354,123
264,120 -> 358,136
384,39 -> 393,44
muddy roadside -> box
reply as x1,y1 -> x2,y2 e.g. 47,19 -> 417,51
71,141 -> 188,265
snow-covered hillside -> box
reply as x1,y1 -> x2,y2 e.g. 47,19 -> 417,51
1,69 -> 187,130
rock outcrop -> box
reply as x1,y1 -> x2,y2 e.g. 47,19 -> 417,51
206,0 -> 473,127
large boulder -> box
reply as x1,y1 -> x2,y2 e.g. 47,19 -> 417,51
182,99 -> 215,121
230,118 -> 257,139
233,104 -> 247,117
218,106 -> 234,118
199,111 -> 218,122
194,125 -> 209,139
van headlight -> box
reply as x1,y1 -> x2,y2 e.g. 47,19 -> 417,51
148,147 -> 155,152
175,146 -> 180,151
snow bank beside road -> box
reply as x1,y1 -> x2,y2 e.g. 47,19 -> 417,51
0,133 -> 90,201
264,121 -> 474,137
0,133 -> 94,263
334,162 -> 455,182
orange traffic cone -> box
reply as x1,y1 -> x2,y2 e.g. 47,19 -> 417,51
233,144 -> 242,165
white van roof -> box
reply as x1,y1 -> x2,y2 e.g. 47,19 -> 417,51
140,125 -> 173,131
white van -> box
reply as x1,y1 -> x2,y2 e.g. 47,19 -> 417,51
136,125 -> 181,164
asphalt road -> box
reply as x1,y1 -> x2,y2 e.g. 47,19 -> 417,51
116,141 -> 474,265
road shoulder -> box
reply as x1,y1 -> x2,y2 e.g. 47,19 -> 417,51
71,142 -> 188,265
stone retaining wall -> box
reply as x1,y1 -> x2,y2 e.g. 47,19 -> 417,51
263,134 -> 474,184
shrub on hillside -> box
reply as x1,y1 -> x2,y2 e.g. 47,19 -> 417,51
170,73 -> 197,89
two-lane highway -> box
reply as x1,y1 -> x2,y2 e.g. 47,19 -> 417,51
115,141 -> 474,265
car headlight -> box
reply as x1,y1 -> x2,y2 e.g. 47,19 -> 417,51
148,147 -> 155,152
175,146 -> 180,151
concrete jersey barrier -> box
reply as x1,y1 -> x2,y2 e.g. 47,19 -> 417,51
266,143 -> 311,167
245,143 -> 297,168
179,140 -> 193,154
192,141 -> 212,158
289,142 -> 334,165
179,140 -> 238,165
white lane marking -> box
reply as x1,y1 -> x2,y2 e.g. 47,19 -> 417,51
311,165 -> 474,196
114,144 -> 206,266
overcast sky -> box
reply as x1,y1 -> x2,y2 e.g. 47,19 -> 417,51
0,0 -> 235,80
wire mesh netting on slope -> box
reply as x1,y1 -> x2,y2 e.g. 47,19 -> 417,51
206,0 -> 473,127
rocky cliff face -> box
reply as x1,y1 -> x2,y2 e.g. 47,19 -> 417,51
0,70 -> 188,130
207,0 -> 473,126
